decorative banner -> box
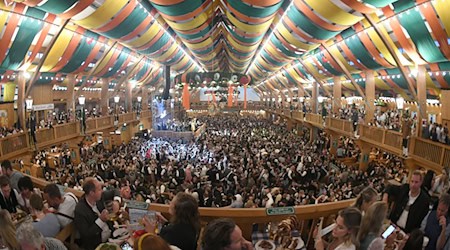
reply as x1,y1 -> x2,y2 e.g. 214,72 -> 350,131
33,103 -> 55,111
244,84 -> 247,109
182,83 -> 190,110
228,85 -> 233,107
0,110 -> 7,127
175,72 -> 253,86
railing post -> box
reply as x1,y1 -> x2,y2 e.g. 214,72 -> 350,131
441,147 -> 446,166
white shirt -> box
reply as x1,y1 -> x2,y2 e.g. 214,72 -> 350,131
86,199 -> 111,243
396,192 -> 419,229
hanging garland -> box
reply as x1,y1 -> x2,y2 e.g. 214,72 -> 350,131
174,71 -> 251,89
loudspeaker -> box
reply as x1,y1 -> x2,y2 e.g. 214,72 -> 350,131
162,65 -> 171,100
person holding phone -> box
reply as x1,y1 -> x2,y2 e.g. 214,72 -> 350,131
357,201 -> 388,250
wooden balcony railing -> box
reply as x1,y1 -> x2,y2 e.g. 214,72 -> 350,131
305,113 -> 323,126
292,111 -> 304,121
85,119 -> 97,131
359,125 -> 384,144
411,137 -> 450,170
28,175 -> 353,240
359,125 -> 402,155
327,117 -> 354,135
36,127 -> 55,143
118,113 -> 136,123
0,133 -> 28,157
96,116 -> 113,129
268,108 -> 450,169
141,110 -> 151,118
54,123 -> 79,138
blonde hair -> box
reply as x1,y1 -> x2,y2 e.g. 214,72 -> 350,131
338,207 -> 362,248
353,187 -> 378,212
357,201 -> 388,243
0,210 -> 19,250
134,233 -> 171,250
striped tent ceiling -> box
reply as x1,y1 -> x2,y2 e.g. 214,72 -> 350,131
0,0 -> 449,98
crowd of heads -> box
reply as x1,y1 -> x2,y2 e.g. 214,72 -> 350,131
37,115 -> 410,211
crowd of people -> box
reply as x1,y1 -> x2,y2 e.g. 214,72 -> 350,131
1,113 -> 450,249
41,115 -> 412,210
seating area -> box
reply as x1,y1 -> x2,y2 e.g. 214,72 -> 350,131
1,0 -> 450,249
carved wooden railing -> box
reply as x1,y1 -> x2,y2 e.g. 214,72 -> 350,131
0,133 -> 28,158
96,116 -> 113,129
411,137 -> 450,171
141,110 -> 152,118
305,113 -> 323,126
118,113 -> 136,123
359,125 -> 402,155
0,113 -> 143,159
36,127 -> 55,143
327,117 -> 354,135
36,122 -> 81,148
292,111 -> 304,121
54,122 -> 79,138
29,175 -> 353,241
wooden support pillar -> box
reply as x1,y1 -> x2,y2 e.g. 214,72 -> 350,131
17,73 -> 26,130
359,142 -> 371,171
142,87 -> 149,110
332,76 -> 341,114
100,78 -> 109,114
310,81 -> 319,142
286,119 -> 293,131
365,71 -> 375,124
312,81 -> 318,114
416,65 -> 427,137
66,75 -> 75,112
328,132 -> 339,156
126,80 -> 133,112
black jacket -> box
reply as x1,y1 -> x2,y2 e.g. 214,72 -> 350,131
160,223 -> 198,250
0,190 -> 19,213
385,184 -> 430,233
73,197 -> 110,250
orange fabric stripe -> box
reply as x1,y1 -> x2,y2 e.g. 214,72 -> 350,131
50,27 -> 85,72
159,0 -> 211,22
0,5 -> 25,63
335,35 -> 369,70
227,2 -> 275,24
120,16 -> 152,41
96,47 -> 122,76
113,55 -> 133,78
284,17 -> 323,44
429,63 -> 449,88
22,0 -> 43,7
319,47 -> 343,74
382,7 -> 427,64
95,0 -> 137,33
150,0 -> 183,5
26,15 -> 56,64
176,16 -> 213,35
136,29 -> 164,51
295,0 -> 343,32
73,36 -> 106,73
419,4 -> 450,59
59,0 -> 95,19
353,23 -> 393,68
242,0 -> 282,7
340,0 -> 376,14
312,57 -> 332,77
